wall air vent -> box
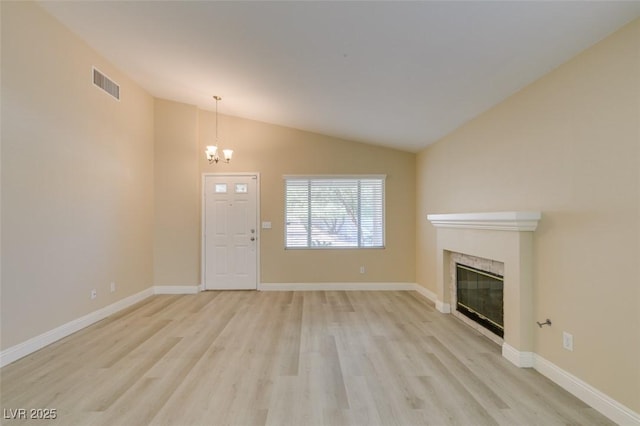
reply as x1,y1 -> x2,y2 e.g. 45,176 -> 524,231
92,67 -> 120,100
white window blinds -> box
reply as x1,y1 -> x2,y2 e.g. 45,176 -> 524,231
285,176 -> 385,249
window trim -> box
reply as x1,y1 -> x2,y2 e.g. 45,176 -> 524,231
283,174 -> 386,250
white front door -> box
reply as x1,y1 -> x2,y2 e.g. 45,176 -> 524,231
203,174 -> 258,290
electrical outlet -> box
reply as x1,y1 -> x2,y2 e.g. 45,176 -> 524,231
110,282 -> 116,292
360,266 -> 365,274
563,332 -> 573,351
91,289 -> 97,300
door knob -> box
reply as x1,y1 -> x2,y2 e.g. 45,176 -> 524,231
250,237 -> 256,241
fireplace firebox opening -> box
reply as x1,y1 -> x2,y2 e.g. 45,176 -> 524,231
455,263 -> 504,338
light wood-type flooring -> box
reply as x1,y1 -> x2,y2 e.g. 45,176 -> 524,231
1,291 -> 612,425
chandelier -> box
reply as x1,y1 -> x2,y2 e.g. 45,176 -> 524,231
205,96 -> 233,164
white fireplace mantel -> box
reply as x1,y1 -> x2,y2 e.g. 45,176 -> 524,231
427,211 -> 541,232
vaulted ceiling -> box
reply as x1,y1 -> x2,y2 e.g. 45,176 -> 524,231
39,1 -> 639,152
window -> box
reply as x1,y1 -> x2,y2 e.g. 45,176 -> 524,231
285,176 -> 385,249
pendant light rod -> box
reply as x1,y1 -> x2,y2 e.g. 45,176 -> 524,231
213,95 -> 221,143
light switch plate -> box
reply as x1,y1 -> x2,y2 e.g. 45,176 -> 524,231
262,221 -> 272,229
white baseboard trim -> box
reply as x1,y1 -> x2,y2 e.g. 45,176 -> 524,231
412,284 -> 438,304
435,300 -> 451,313
533,354 -> 640,426
0,288 -> 153,368
153,285 -> 200,294
258,282 -> 416,291
501,343 -> 534,368
411,283 -> 450,312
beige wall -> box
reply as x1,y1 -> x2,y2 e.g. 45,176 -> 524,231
416,20 -> 640,411
152,103 -> 416,286
153,100 -> 200,286
201,111 -> 416,284
1,2 -> 155,349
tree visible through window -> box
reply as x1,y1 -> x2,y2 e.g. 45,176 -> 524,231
285,176 -> 385,248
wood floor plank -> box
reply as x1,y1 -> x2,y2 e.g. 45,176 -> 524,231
276,292 -> 303,376
0,291 -> 615,426
423,335 -> 509,410
84,337 -> 182,412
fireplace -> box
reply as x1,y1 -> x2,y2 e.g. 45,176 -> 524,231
449,252 -> 505,344
456,263 -> 504,338
427,211 -> 541,367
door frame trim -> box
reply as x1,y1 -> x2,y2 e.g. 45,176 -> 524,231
201,172 -> 261,291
